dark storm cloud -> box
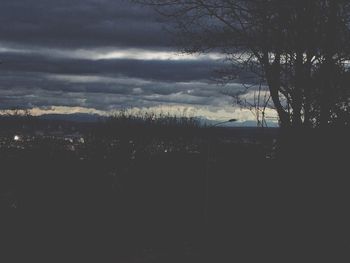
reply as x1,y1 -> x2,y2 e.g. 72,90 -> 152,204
0,68 -> 238,109
0,52 -> 220,83
0,0 -> 169,49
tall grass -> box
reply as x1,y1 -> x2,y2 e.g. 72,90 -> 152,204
107,110 -> 202,129
92,110 -> 205,141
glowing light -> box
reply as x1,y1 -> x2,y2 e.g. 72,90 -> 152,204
14,135 -> 20,141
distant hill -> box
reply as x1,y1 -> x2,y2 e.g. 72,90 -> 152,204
198,118 -> 279,128
37,113 -> 279,127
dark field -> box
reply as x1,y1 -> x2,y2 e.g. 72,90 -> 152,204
0,117 -> 349,262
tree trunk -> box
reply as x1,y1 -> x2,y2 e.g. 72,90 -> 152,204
320,0 -> 338,127
264,56 -> 291,128
292,51 -> 304,127
303,52 -> 313,128
320,58 -> 333,127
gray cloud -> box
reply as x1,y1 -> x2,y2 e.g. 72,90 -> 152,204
0,0 -> 271,123
0,51 -> 220,82
0,69 -> 239,110
0,0 -> 169,49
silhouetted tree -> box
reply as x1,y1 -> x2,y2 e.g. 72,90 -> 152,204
136,0 -> 350,128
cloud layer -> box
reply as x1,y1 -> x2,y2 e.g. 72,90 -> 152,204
0,0 -> 276,124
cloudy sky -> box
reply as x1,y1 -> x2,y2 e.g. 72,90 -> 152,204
0,0 -> 277,125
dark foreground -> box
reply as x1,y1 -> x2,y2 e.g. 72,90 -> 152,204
0,122 -> 349,262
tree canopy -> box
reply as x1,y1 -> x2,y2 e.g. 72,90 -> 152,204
137,0 -> 350,128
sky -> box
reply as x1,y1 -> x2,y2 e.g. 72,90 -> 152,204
0,0 -> 278,125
